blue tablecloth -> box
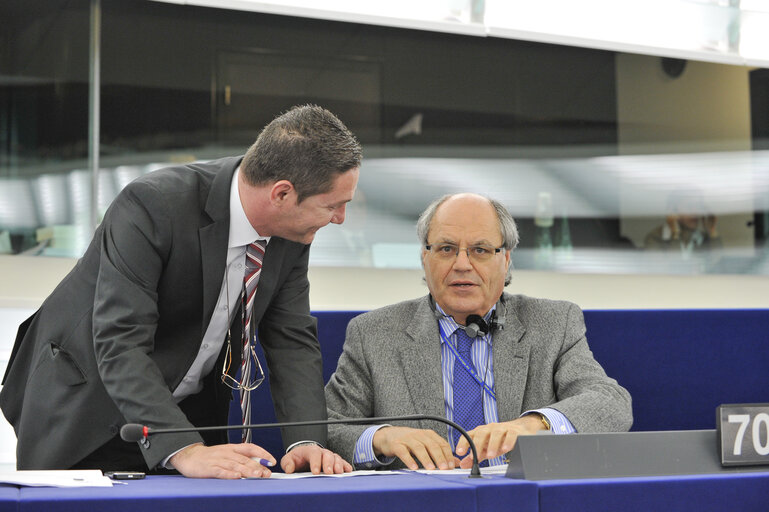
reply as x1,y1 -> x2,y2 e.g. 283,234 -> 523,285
15,472 -> 537,512
0,485 -> 18,512
6,469 -> 769,512
537,471 -> 769,512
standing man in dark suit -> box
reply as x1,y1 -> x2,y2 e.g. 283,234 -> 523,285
1,105 -> 360,479
325,193 -> 632,470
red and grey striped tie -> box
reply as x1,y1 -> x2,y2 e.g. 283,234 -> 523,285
241,239 -> 266,442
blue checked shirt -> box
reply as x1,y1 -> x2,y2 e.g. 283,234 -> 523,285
353,304 -> 576,469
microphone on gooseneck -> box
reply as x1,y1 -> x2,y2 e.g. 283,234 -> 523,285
120,415 -> 484,478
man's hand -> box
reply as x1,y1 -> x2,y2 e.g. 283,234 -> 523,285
455,415 -> 545,469
281,444 -> 352,475
169,443 -> 277,479
372,426 -> 459,471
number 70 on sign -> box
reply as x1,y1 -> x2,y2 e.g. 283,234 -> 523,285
717,404 -> 769,466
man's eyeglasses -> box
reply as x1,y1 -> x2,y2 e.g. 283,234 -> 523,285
221,332 -> 265,392
425,243 -> 504,263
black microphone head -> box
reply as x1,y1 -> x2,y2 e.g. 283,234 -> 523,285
490,309 -> 505,331
464,314 -> 488,338
120,423 -> 147,442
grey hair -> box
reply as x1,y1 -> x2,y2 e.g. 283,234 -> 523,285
416,194 -> 519,285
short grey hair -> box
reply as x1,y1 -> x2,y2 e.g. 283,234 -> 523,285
416,194 -> 519,285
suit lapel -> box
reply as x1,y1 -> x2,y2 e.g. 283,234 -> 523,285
199,158 -> 240,336
400,298 -> 447,423
492,299 -> 529,422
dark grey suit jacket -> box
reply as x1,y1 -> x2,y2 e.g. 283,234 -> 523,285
325,293 -> 633,465
0,157 -> 327,470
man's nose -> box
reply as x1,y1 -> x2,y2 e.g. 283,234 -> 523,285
331,204 -> 346,224
452,248 -> 474,269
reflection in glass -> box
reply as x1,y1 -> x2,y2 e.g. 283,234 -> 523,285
1,0 -> 768,277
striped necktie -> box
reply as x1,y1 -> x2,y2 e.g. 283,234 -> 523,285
241,239 -> 266,442
452,329 -> 485,455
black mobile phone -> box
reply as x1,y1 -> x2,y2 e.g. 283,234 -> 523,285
104,471 -> 146,480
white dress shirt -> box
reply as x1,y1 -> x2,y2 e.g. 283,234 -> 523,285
172,167 -> 269,401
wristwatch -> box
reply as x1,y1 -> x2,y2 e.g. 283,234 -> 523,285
537,413 -> 551,431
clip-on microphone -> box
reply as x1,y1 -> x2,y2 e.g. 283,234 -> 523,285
463,314 -> 488,338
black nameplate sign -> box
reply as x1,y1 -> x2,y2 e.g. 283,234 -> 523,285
717,403 -> 769,467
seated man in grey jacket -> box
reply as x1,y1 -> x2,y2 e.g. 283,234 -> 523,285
324,193 -> 632,470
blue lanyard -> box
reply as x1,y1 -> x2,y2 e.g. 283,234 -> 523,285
440,327 -> 496,400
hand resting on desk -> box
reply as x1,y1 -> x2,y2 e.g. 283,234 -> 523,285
281,443 -> 353,475
169,442 -> 352,478
456,415 -> 545,469
372,415 -> 546,471
373,426 -> 459,470
169,442 -> 277,479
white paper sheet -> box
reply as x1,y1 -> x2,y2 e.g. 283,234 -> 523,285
252,469 -> 401,479
0,469 -> 113,487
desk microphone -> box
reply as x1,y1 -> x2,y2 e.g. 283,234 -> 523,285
121,414 -> 483,477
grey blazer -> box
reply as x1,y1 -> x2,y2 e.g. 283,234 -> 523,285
1,157 -> 327,470
325,293 -> 632,465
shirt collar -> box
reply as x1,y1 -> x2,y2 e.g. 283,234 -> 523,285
229,166 -> 271,249
434,302 -> 496,344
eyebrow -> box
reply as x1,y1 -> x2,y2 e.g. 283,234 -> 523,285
432,237 -> 496,246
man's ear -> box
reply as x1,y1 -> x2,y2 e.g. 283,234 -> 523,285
269,180 -> 295,205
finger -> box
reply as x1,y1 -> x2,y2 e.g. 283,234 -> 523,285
321,450 -> 336,475
332,454 -> 346,474
308,447 -> 324,475
219,449 -> 258,469
498,430 -> 518,456
422,437 -> 451,470
242,465 -> 271,479
409,442 -> 438,470
220,452 -> 268,479
234,443 -> 276,465
440,442 -> 457,469
458,453 -> 475,470
485,429 -> 506,460
469,429 -> 490,459
281,453 -> 297,474
342,458 -> 353,473
391,444 -> 419,471
457,426 -> 487,457
210,467 -> 246,480
202,453 -> 249,480
455,436 -> 469,456
207,457 -> 246,479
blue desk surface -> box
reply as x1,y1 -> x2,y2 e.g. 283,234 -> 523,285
5,470 -> 769,512
13,472 -> 536,512
0,486 -> 17,512
537,471 -> 769,512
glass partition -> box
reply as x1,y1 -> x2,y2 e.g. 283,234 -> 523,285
2,0 -> 768,275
